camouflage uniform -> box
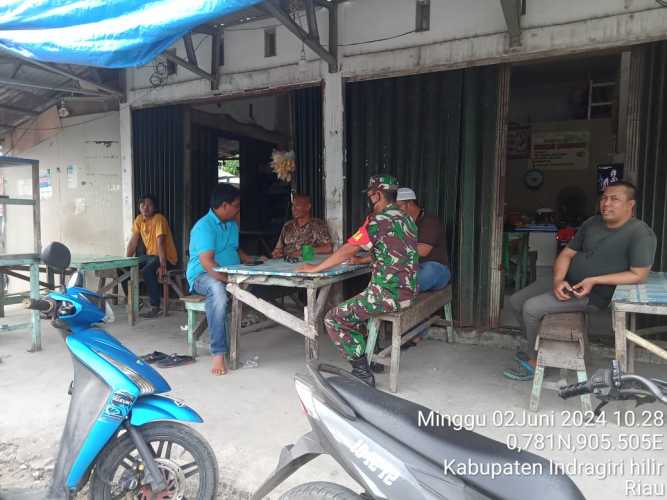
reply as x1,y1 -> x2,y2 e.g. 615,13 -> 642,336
324,176 -> 419,360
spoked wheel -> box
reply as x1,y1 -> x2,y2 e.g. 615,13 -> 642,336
89,422 -> 218,500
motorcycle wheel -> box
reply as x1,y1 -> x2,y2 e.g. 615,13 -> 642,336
279,481 -> 365,499
89,421 -> 218,500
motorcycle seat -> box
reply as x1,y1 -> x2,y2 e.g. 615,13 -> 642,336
327,376 -> 584,500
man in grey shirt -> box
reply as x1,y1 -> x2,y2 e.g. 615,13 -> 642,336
505,181 -> 657,381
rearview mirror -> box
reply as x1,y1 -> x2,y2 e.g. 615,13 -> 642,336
41,242 -> 71,272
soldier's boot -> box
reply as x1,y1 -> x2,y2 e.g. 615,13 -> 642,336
350,354 -> 375,387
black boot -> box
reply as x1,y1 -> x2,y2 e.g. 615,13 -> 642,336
350,355 -> 375,387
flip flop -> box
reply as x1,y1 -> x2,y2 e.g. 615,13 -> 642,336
514,351 -> 529,364
157,354 -> 196,368
515,357 -> 536,375
140,351 -> 168,364
503,366 -> 534,381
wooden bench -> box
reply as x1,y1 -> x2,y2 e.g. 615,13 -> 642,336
161,269 -> 187,316
365,286 -> 453,393
530,312 -> 592,412
181,295 -> 276,363
181,295 -> 207,357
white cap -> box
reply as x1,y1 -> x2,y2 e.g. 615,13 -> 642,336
396,187 -> 417,201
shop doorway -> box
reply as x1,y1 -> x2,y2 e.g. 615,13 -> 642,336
500,53 -> 623,339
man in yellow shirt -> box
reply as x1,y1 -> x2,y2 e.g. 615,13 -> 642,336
126,194 -> 178,318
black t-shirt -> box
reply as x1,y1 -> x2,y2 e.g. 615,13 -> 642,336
417,212 -> 449,267
566,216 -> 657,308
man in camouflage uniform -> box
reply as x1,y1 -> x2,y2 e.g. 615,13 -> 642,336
297,174 -> 418,385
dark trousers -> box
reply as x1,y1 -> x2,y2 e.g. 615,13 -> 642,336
120,256 -> 169,308
142,256 -> 162,307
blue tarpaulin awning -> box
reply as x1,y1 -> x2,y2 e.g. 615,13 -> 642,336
0,0 -> 261,68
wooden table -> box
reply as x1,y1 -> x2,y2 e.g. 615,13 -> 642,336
215,257 -> 369,369
612,272 -> 667,372
70,255 -> 145,326
0,255 -> 41,352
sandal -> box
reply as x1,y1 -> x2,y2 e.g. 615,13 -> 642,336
157,354 -> 196,368
140,351 -> 168,364
503,365 -> 534,381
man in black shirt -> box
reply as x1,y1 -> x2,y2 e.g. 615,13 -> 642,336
396,187 -> 451,292
506,181 -> 656,381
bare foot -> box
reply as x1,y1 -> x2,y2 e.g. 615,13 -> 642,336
211,354 -> 227,376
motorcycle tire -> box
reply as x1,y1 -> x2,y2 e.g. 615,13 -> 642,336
279,481 -> 365,500
89,421 -> 218,500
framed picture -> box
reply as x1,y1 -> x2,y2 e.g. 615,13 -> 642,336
597,164 -> 624,193
507,126 -> 531,159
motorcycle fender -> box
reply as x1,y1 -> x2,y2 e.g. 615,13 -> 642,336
251,431 -> 326,500
130,395 -> 203,426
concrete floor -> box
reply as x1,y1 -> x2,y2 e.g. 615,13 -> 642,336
0,304 -> 665,500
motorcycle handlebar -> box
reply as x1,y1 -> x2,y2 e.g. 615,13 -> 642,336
22,298 -> 55,312
559,369 -> 667,404
559,381 -> 591,399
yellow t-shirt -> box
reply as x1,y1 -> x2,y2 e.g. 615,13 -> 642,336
132,213 -> 178,265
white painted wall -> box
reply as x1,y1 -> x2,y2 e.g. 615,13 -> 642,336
6,112 -> 124,258
127,0 -> 666,107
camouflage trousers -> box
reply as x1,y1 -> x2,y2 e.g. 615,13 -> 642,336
324,287 -> 402,361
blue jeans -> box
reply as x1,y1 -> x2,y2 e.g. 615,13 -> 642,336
417,262 -> 451,292
192,273 -> 229,355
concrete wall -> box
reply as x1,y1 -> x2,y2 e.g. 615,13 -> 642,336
5,112 -> 123,259
126,0 -> 667,107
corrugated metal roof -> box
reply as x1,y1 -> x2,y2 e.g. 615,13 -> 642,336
0,56 -> 121,138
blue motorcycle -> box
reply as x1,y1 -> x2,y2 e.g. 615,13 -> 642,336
21,242 -> 218,499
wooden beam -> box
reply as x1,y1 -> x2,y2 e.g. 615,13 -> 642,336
328,1 -> 338,69
193,25 -> 217,36
0,77 -> 107,96
262,0 -> 337,72
0,104 -> 38,116
500,0 -> 521,47
183,33 -> 199,66
227,283 -> 315,338
162,51 -> 216,83
211,28 -> 221,91
191,109 -> 287,147
304,0 -> 320,42
626,331 -> 667,362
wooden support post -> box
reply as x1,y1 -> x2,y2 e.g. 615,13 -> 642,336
577,369 -> 592,412
229,295 -> 242,370
130,264 -> 139,326
187,308 -> 197,358
529,364 -> 545,412
305,287 -> 319,361
389,318 -> 401,393
366,318 -> 381,363
0,271 -> 5,318
29,261 -> 41,352
614,310 -> 628,371
628,313 -> 636,373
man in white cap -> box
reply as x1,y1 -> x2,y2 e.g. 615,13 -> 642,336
396,187 -> 451,292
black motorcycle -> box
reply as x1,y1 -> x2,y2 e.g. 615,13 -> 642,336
253,361 -> 666,500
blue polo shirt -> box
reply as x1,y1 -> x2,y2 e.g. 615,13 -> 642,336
186,209 -> 240,289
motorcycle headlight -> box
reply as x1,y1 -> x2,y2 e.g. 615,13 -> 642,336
97,351 -> 154,395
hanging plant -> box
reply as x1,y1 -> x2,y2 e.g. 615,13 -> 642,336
270,149 -> 296,183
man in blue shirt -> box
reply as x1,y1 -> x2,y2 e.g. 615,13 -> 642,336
187,183 -> 252,375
